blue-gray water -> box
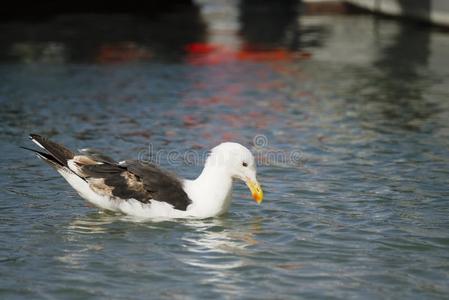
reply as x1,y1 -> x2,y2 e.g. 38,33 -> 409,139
1,7 -> 449,300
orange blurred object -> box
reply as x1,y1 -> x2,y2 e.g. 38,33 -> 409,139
237,49 -> 291,61
97,42 -> 152,63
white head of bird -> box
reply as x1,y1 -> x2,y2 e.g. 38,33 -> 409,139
205,142 -> 263,203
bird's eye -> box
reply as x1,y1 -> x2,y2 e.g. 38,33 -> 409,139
242,162 -> 248,167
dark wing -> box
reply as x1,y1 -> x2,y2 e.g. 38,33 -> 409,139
80,161 -> 192,211
25,134 -> 192,211
125,161 -> 192,210
29,134 -> 74,167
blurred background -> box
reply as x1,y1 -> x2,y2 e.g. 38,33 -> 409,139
1,1 -> 449,299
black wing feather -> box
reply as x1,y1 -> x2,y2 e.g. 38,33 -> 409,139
82,161 -> 192,211
26,134 -> 192,211
126,161 -> 192,210
29,134 -> 74,167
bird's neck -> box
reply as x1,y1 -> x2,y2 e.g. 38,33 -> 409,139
184,164 -> 233,218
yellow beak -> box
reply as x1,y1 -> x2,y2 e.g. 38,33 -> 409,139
245,178 -> 263,204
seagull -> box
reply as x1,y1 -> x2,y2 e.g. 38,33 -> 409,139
23,134 -> 263,219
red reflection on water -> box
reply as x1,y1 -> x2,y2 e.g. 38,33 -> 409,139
183,115 -> 204,128
185,42 -> 311,65
183,96 -> 224,107
178,42 -> 309,147
221,131 -> 240,140
185,43 -> 218,54
125,130 -> 152,139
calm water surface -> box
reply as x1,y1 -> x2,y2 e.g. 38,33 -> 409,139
1,8 -> 449,300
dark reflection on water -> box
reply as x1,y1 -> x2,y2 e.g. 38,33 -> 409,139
1,2 -> 449,300
357,20 -> 436,130
0,3 -> 206,63
239,0 -> 300,50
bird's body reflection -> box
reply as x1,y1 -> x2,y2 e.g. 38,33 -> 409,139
177,217 -> 263,293
67,212 -> 122,234
180,217 -> 261,255
59,212 -> 264,283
